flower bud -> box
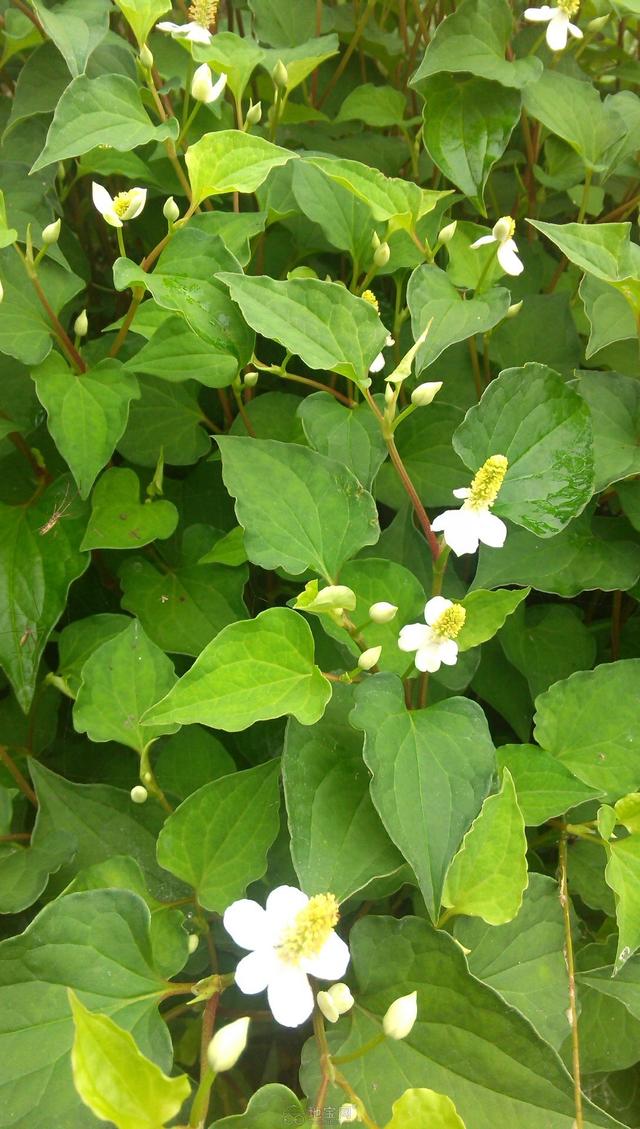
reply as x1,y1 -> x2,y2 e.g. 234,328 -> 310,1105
207,1017 -> 250,1073
373,241 -> 390,268
295,580 -> 357,615
130,785 -> 148,804
42,218 -> 61,245
382,991 -> 417,1040
358,646 -> 382,670
438,220 -> 457,244
245,100 -> 262,125
369,601 -> 398,624
384,383 -> 395,406
272,59 -> 289,89
139,43 -> 154,69
187,933 -> 199,954
411,381 -> 442,407
492,215 -> 513,242
506,300 -> 523,319
329,982 -> 354,1014
243,370 -> 259,388
317,990 -> 340,1023
587,14 -> 608,30
339,1105 -> 359,1124
74,309 -> 88,337
163,196 -> 180,223
371,231 -> 381,250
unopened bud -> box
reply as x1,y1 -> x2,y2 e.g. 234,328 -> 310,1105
438,220 -> 457,244
369,601 -> 398,624
139,43 -> 154,69
371,231 -> 381,250
272,59 -> 288,90
317,990 -> 340,1023
506,300 -> 523,318
587,14 -> 608,30
187,934 -> 199,954
130,785 -> 148,804
329,982 -> 354,1013
382,991 -> 417,1040
74,309 -> 88,337
492,215 -> 513,242
411,381 -> 442,407
245,100 -> 262,126
42,218 -> 61,245
163,196 -> 180,223
373,241 -> 390,268
339,1105 -> 359,1124
207,1017 -> 250,1073
358,646 -> 382,670
243,370 -> 259,388
384,383 -> 395,405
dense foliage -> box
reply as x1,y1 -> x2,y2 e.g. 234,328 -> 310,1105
1,0 -> 640,1125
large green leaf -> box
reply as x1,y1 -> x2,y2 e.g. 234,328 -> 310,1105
453,362 -> 594,537
31,0 -> 110,77
581,275 -> 637,358
0,478 -> 89,711
523,71 -> 626,173
0,818 -> 73,914
604,835 -> 640,971
261,34 -> 339,91
32,74 -> 178,171
115,377 -> 210,468
386,1089 -> 466,1129
291,160 -> 373,263
375,403 -> 468,508
528,220 -> 638,290
407,264 -> 510,370
420,74 -> 520,211
73,619 -> 179,754
69,992 -> 190,1129
283,683 -> 402,902
442,769 -> 528,925
32,354 -> 140,499
156,760 -> 281,912
216,436 -> 380,580
210,1085 -> 308,1127
193,31 -> 265,102
0,889 -> 186,1129
124,316 -> 240,389
142,607 -> 331,731
304,154 -> 447,228
576,370 -> 640,491
500,603 -> 597,699
496,744 -> 601,824
297,393 -> 388,490
0,246 -> 83,366
456,587 -> 529,652
411,0 -> 541,90
533,660 -> 640,795
81,468 -> 178,551
114,0 -> 171,46
217,273 -> 388,387
350,675 -> 495,920
310,915 -> 620,1129
185,130 -> 295,204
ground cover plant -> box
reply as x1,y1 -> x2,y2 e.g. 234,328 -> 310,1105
1,0 -> 640,1124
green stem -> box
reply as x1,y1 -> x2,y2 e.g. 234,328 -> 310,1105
333,1069 -> 381,1129
116,226 -> 126,260
189,1066 -> 216,1128
559,827 -> 584,1129
177,100 -> 202,148
331,1033 -> 385,1065
140,744 -> 173,813
576,167 -> 594,224
312,1006 -> 334,1128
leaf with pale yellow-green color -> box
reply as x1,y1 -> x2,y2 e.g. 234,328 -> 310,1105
442,769 -> 528,925
456,588 -> 529,652
605,835 -> 640,971
385,1089 -> 466,1129
185,130 -> 295,204
261,35 -> 339,91
615,793 -> 640,833
193,32 -> 265,101
69,991 -> 190,1129
113,0 -> 170,46
528,219 -> 640,315
304,154 -> 450,229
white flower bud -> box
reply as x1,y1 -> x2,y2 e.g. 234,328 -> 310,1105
384,383 -> 395,406
369,601 -> 398,624
587,14 -> 608,30
492,216 -> 513,242
339,1105 -> 359,1124
187,933 -> 199,954
371,231 -> 381,250
207,1017 -> 250,1073
382,991 -> 417,1040
272,59 -> 288,89
358,646 -> 382,670
42,218 -> 61,245
163,196 -> 180,223
373,242 -> 390,268
411,381 -> 442,407
317,990 -> 340,1023
245,100 -> 262,125
139,43 -> 154,69
130,785 -> 148,804
438,220 -> 457,244
328,982 -> 354,1014
506,300 -> 523,319
243,370 -> 259,388
74,309 -> 88,337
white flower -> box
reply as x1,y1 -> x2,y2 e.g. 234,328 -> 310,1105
92,183 -> 146,229
339,1105 -> 359,1124
369,601 -> 398,624
398,596 -> 465,674
470,215 -> 524,277
382,991 -> 417,1040
431,454 -> 509,556
223,886 -> 350,1028
524,2 -> 583,51
317,982 -> 354,1024
207,1017 -> 250,1073
156,19 -> 212,43
191,63 -> 227,104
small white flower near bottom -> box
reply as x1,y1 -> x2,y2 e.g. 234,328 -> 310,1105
223,885 -> 349,1028
432,454 -> 509,557
398,597 -> 466,674
524,1 -> 583,51
470,216 -> 524,277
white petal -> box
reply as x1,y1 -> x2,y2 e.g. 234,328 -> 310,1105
469,234 -> 496,249
302,931 -> 350,981
568,21 -> 583,39
452,487 -> 470,499
208,71 -> 228,102
497,239 -> 524,277
546,10 -> 569,50
123,188 -> 147,220
265,886 -> 308,940
235,948 -> 276,994
398,623 -> 431,653
369,352 -> 385,373
223,898 -> 268,951
156,20 -> 181,31
414,642 -> 444,673
185,22 -> 213,42
523,5 -> 553,21
477,511 -> 508,549
432,510 -> 480,557
102,211 -> 123,228
439,639 -> 459,667
424,596 -> 451,625
92,182 -> 114,215
267,963 -> 314,1027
